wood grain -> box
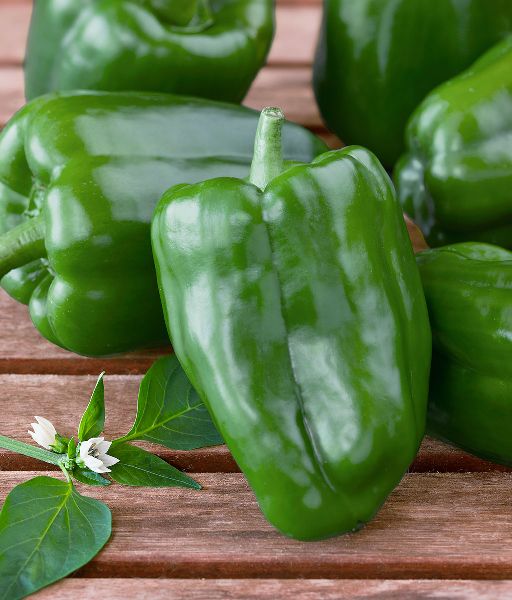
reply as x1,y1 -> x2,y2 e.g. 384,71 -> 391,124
272,6 -> 321,66
0,291 -> 167,375
246,67 -> 323,130
0,1 -> 510,596
0,66 -> 22,125
1,471 -> 511,580
0,373 -> 508,474
31,579 -> 512,600
0,3 -> 29,65
0,373 -> 236,473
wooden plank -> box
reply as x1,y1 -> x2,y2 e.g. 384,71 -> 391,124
0,374 -> 508,474
0,3 -> 29,66
318,131 -> 342,149
0,66 -> 325,131
1,471 -> 511,579
0,66 -> 23,125
0,3 -> 321,68
414,437 -> 511,474
272,6 -> 321,66
246,67 -> 322,130
0,373 -> 238,472
0,291 -> 166,375
31,579 -> 512,599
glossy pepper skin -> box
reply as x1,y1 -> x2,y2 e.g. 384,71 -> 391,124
152,108 -> 431,540
0,93 -> 326,357
395,37 -> 512,249
313,0 -> 512,167
25,0 -> 273,103
417,243 -> 512,466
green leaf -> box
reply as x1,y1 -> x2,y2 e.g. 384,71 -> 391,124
108,443 -> 200,489
0,476 -> 111,600
72,467 -> 111,487
78,372 -> 105,442
115,355 -> 222,450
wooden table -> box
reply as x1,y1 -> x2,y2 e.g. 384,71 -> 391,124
1,1 -> 511,598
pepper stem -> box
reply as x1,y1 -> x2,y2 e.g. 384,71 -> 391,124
249,107 -> 285,190
0,434 -> 62,466
0,215 -> 46,279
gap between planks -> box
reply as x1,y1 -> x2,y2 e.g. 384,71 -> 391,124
1,471 -> 511,581
30,578 -> 512,600
0,374 -> 508,474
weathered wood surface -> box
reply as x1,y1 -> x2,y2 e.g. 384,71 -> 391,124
1,471 -> 512,580
0,373 -> 508,474
0,291 -> 165,374
31,579 -> 512,600
0,1 -> 511,598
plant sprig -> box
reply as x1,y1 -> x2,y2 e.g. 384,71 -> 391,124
0,354 -> 222,599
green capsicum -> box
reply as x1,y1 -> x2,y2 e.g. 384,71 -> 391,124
0,92 -> 326,357
152,108 -> 431,540
25,0 -> 274,103
417,243 -> 512,466
395,36 -> 512,248
313,0 -> 512,166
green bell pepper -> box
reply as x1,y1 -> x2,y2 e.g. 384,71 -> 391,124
395,37 -> 512,248
313,0 -> 512,166
152,108 -> 431,540
417,243 -> 512,466
0,93 -> 326,357
25,0 -> 274,103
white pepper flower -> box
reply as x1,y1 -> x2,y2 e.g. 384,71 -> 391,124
79,437 -> 119,473
28,416 -> 57,450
